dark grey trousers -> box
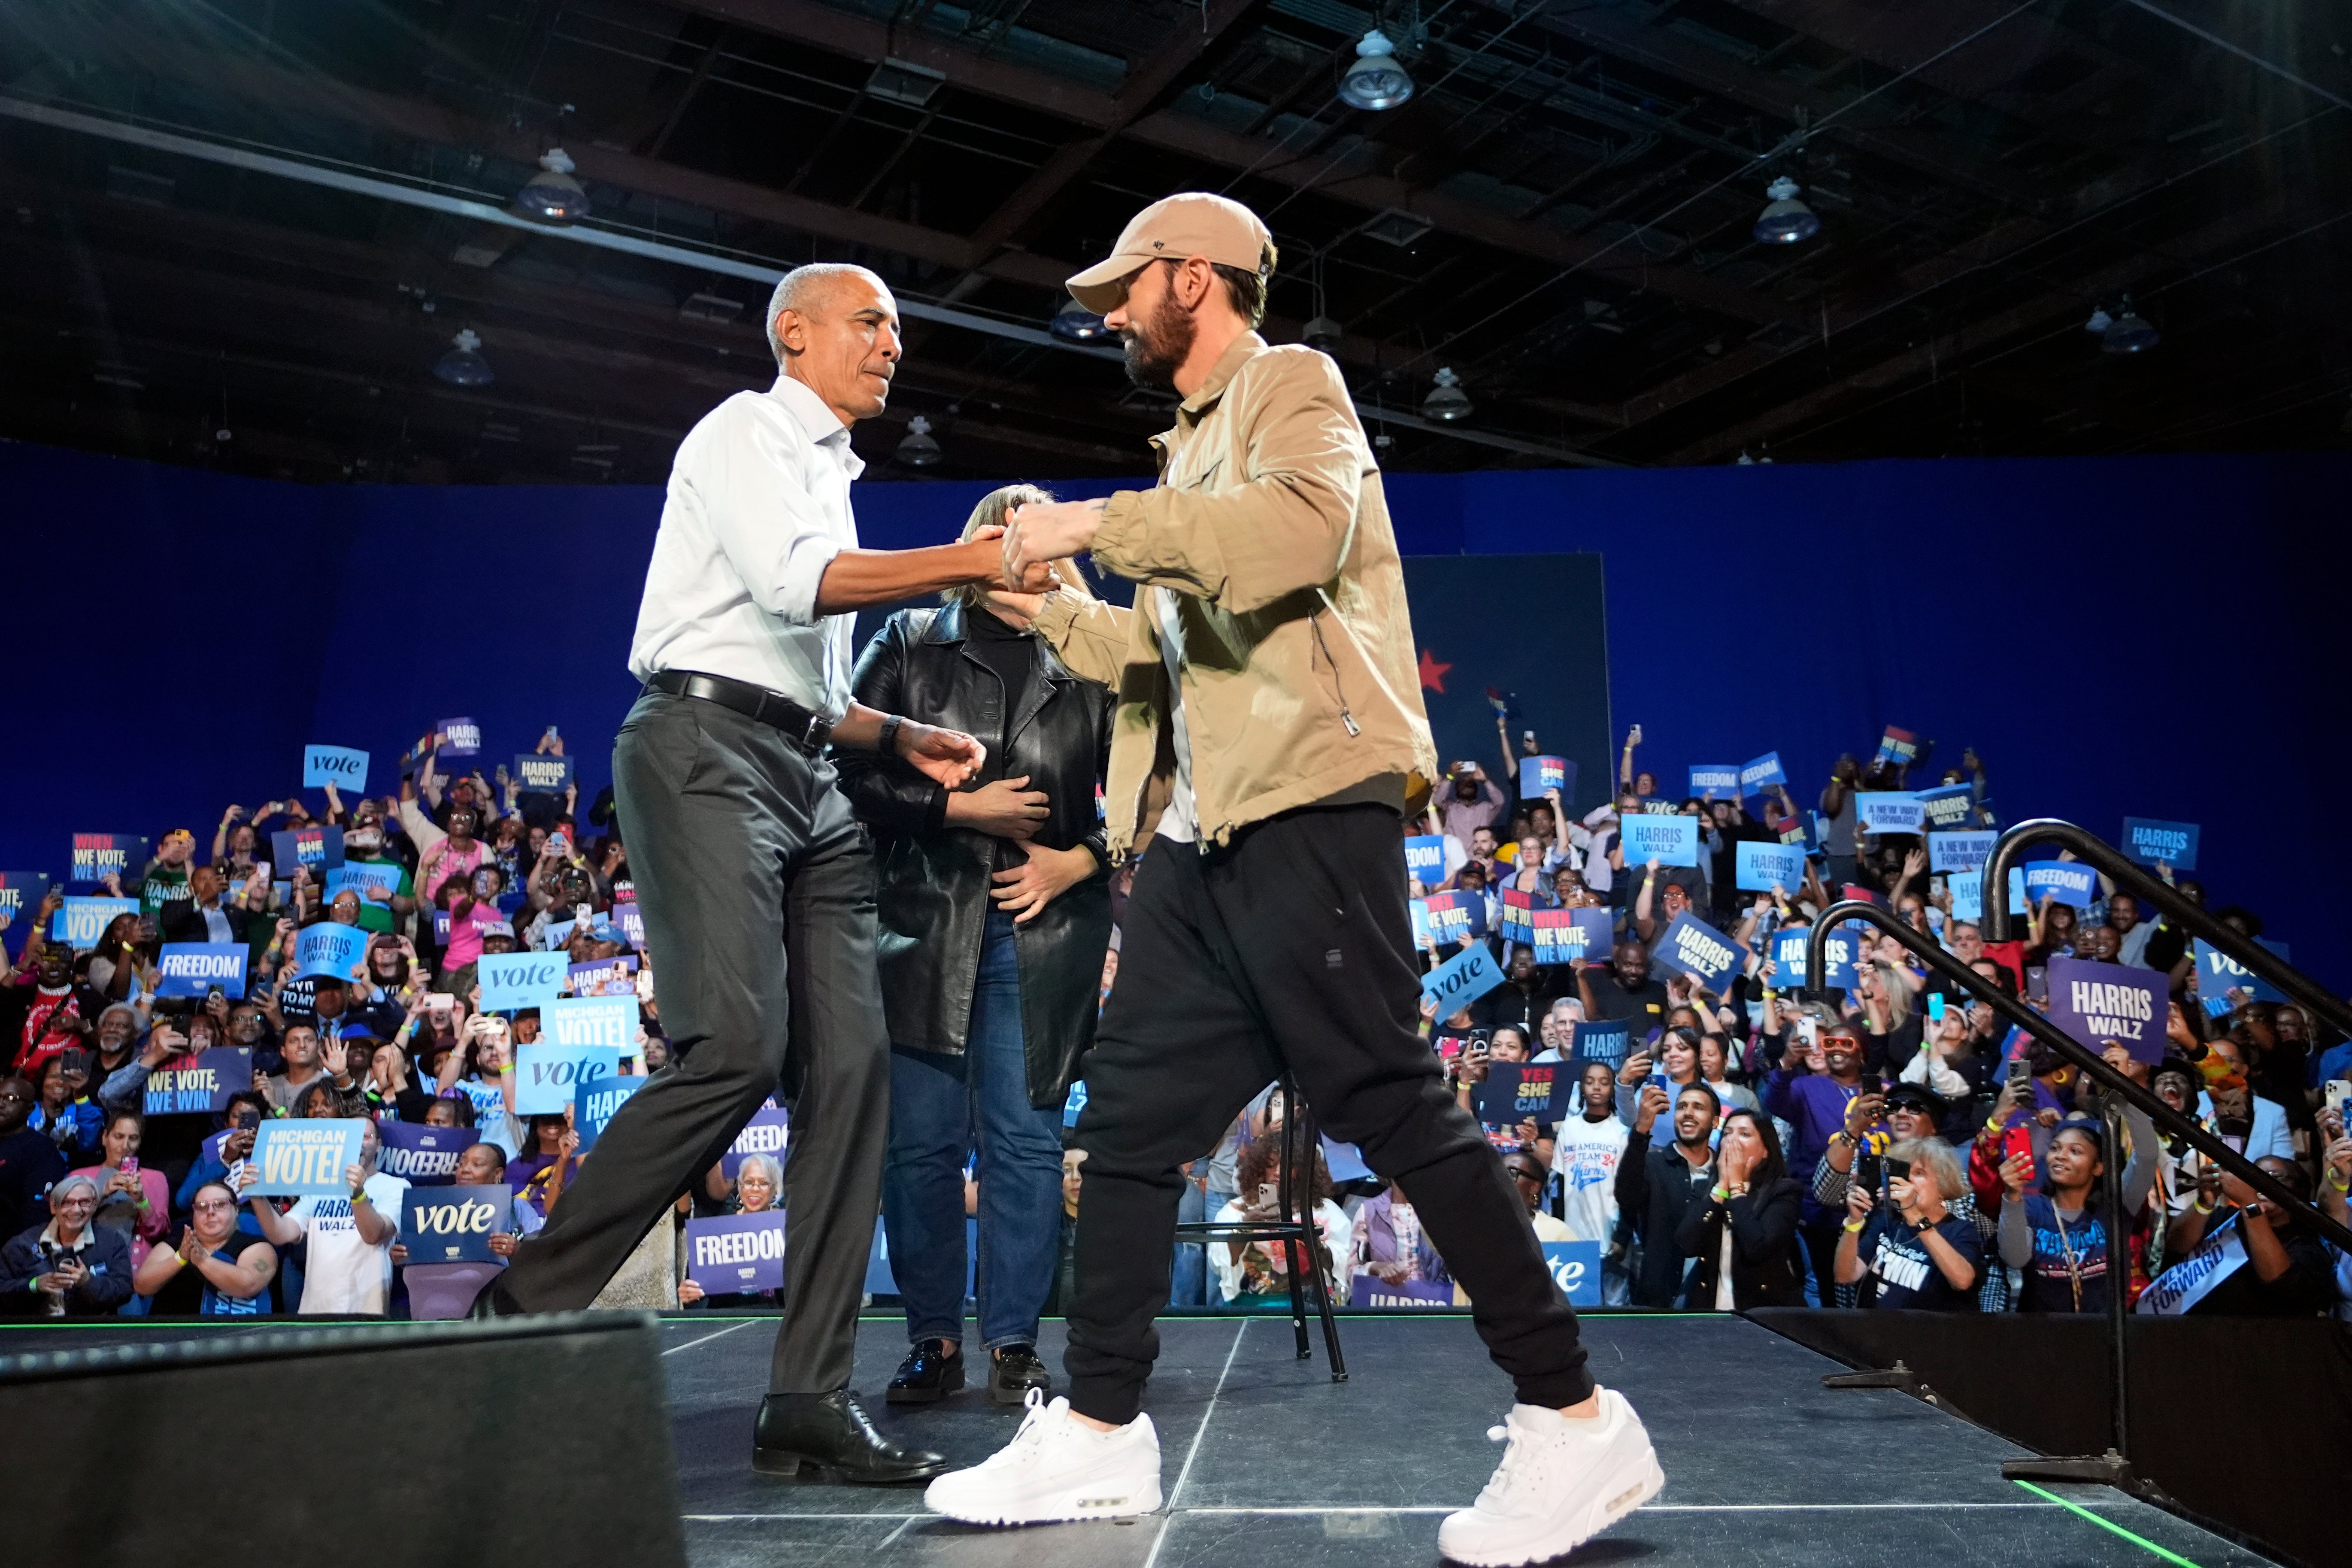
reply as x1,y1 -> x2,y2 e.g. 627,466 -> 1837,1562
495,688 -> 891,1396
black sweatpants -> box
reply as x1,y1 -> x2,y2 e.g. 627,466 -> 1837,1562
1064,804 -> 1595,1424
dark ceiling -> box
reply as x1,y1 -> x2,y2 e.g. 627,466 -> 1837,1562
3,0 -> 2349,485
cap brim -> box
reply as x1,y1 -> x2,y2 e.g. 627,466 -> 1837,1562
1066,253 -> 1147,314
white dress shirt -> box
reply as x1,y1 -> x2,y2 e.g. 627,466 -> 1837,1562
628,373 -> 864,719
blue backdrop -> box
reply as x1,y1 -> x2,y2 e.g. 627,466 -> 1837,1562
5,439 -> 2346,986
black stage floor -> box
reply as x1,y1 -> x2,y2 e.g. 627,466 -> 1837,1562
0,1313 -> 2269,1568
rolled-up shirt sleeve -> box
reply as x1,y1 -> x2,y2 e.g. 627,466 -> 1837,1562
695,402 -> 845,628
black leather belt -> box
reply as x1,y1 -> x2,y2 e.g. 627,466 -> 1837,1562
644,669 -> 833,755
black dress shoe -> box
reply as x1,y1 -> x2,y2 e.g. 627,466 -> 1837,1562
752,1390 -> 949,1483
988,1344 -> 1052,1406
885,1342 -> 966,1405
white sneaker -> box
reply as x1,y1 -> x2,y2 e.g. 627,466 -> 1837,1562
1437,1389 -> 1663,1566
923,1388 -> 1163,1525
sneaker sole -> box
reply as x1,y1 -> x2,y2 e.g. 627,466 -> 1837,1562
1441,1448 -> 1663,1567
929,1480 -> 1165,1526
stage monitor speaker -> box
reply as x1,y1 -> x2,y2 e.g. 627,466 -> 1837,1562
0,1312 -> 687,1568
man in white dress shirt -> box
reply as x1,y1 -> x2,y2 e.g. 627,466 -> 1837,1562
479,262 -> 1037,1484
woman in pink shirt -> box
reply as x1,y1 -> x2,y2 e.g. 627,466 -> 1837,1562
74,1108 -> 172,1267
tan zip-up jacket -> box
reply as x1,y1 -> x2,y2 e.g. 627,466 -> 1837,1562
1029,332 -> 1438,858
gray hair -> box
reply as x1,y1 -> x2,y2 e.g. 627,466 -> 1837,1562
48,1174 -> 101,1207
735,1153 -> 784,1201
1887,1137 -> 1966,1201
766,263 -> 888,365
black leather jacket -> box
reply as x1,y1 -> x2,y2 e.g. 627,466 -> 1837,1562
837,602 -> 1113,1109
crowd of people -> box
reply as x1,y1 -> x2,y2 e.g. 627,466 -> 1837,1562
3,717 -> 2346,1324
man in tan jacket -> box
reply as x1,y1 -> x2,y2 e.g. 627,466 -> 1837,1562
923,194 -> 1661,1568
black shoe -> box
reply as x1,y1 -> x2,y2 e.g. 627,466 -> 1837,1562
988,1344 -> 1052,1407
752,1390 -> 949,1483
465,1280 -> 522,1319
885,1342 -> 966,1405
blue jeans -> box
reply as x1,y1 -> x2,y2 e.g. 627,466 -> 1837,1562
883,912 -> 1067,1352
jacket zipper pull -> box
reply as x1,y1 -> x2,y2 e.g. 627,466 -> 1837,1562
1341,709 -> 1361,738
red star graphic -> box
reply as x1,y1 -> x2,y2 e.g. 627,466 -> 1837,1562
1417,648 -> 1452,694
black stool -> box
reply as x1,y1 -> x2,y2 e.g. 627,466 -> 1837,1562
1173,1078 -> 1347,1381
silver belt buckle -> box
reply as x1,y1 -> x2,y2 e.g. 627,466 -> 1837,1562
800,713 -> 830,755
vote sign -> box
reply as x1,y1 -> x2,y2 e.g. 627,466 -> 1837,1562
540,995 -> 639,1060
512,752 -> 575,792
403,1185 -> 512,1263
376,1121 -> 469,1186
1619,813 -> 1698,868
2121,817 -> 2199,872
1531,907 -> 1612,967
68,833 -> 146,887
512,1043 -> 619,1115
1650,912 -> 1749,990
1421,891 -> 1472,946
53,897 -> 139,949
1499,889 -> 1535,946
479,950 -> 566,1011
1734,840 -> 1802,893
2194,938 -> 2292,1009
1421,943 -> 1505,1016
249,1119 -> 367,1197
0,872 -> 48,937
141,1048 -> 252,1116
687,1211 -> 788,1295
1542,1240 -> 1603,1307
302,744 -> 369,790
721,1103 -> 792,1181
2046,955 -> 2166,1065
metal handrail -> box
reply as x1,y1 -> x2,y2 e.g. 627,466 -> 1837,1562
1805,899 -> 2352,1255
1978,818 -> 2352,1041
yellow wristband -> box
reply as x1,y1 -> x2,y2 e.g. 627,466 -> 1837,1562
1842,1219 -> 1865,1234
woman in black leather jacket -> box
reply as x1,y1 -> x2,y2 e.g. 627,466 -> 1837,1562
836,484 -> 1114,1410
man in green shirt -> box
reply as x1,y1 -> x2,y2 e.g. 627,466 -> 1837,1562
137,829 -> 196,919
339,798 -> 415,937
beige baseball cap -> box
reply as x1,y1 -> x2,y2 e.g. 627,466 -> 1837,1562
1065,192 -> 1275,313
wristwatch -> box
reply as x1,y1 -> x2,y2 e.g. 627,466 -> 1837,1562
877,715 -> 904,757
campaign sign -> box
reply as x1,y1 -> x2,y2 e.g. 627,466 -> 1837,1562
1948,870 -> 1984,924
1422,942 -> 1505,1016
293,922 -> 369,983
2121,817 -> 2200,872
0,871 -> 51,935
376,1121 -> 468,1186
1639,800 -> 1681,816
2021,861 -> 2097,908
435,716 -> 482,758
1916,784 -> 1976,831
1735,841 -> 1803,893
403,1185 -> 512,1263
1499,889 -> 1536,946
1571,1019 -> 1631,1069
575,1073 -> 648,1154
1542,1240 -> 1603,1307
1531,907 -> 1613,967
1816,925 -> 1861,991
512,1042 -> 619,1115
479,950 -> 566,1011
1855,792 -> 1924,834
1688,764 -> 1741,798
1740,752 -> 1788,794
155,943 -> 248,1000
431,910 -> 452,945
721,1103 -> 792,1181
2046,955 -> 2166,1065
68,833 -> 147,887
1619,813 -> 1698,868
323,863 -> 399,907
1771,815 -> 1812,852
566,955 -> 639,998
52,896 -> 139,949
1875,725 -> 1919,766
1929,831 -> 1995,874
1409,899 -> 1433,952
688,1211 -> 789,1295
302,744 -> 369,790
1650,912 -> 1748,990
1351,1276 -> 1453,1310
1421,891 -> 1473,946
513,752 -> 575,792
1520,756 -> 1571,801
141,1048 -> 251,1116
2194,938 -> 2293,1009
611,901 -> 645,949
540,995 -> 640,1061
1473,1064 -> 1570,1127
1770,927 -> 1811,987
271,825 -> 346,877
249,1119 -> 367,1197
1321,1135 -> 1372,1183
1403,835 -> 1449,886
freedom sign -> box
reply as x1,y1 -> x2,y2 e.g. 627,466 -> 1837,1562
1531,907 -> 1612,967
1649,911 -> 1748,990
271,825 -> 346,877
1928,831 -> 1994,873
1422,943 -> 1505,1016
249,1119 -> 367,1197
512,1042 -> 619,1115
721,1102 -> 791,1181
2045,955 -> 2166,1065
404,1185 -> 512,1263
1734,841 -> 1803,893
302,744 -> 368,790
53,897 -> 139,949
687,1212 -> 788,1295
2121,817 -> 2199,872
1688,764 -> 1740,798
142,1049 -> 252,1116
479,950 -> 566,1011
1855,792 -> 1924,834
293,922 -> 369,983
1520,756 -> 1571,801
376,1121 -> 468,1186
68,833 -> 147,886
155,943 -> 248,1000
1403,835 -> 1449,886
1619,813 -> 1698,868
1740,752 -> 1787,794
2021,861 -> 2098,908
512,752 -> 575,792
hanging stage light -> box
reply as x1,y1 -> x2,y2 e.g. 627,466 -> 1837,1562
1422,367 -> 1473,422
1338,30 -> 1414,112
515,149 -> 590,223
2100,299 -> 2161,355
1752,176 -> 1821,246
1049,300 -> 1112,342
896,415 -> 943,467
434,329 -> 494,386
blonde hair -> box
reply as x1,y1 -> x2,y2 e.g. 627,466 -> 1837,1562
946,484 -> 1097,610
